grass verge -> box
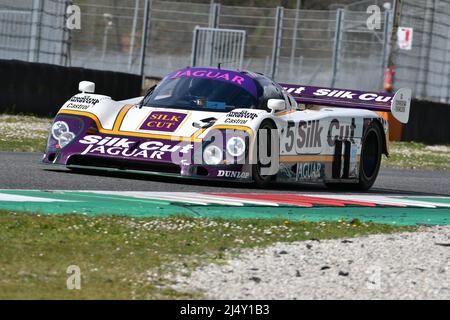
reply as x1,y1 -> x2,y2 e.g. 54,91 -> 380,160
0,115 -> 448,171
0,210 -> 414,299
0,115 -> 51,152
384,141 -> 450,171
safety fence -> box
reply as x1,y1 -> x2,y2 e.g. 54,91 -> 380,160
0,0 -> 450,104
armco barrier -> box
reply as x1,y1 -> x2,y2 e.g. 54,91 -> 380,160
0,60 -> 141,116
402,100 -> 450,145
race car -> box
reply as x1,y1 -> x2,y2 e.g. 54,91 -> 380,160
43,66 -> 411,190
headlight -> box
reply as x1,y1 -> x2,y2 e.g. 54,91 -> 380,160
58,131 -> 76,148
51,121 -> 75,148
226,136 -> 246,157
203,145 -> 223,165
51,121 -> 69,139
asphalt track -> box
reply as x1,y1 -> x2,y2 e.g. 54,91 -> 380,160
0,152 -> 449,196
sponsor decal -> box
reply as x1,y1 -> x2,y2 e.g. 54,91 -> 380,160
298,120 -> 322,148
284,86 -> 306,95
283,86 -> 392,103
171,69 -> 246,86
224,110 -> 258,124
393,99 -> 407,112
284,120 -> 323,154
168,68 -> 258,97
66,95 -> 102,110
327,118 -> 356,146
283,118 -> 360,155
279,164 -> 297,179
217,170 -> 250,179
313,89 -> 391,102
139,111 -> 187,132
78,135 -> 193,160
297,162 -> 323,180
225,118 -> 249,124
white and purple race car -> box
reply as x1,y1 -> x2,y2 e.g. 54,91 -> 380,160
43,67 -> 411,190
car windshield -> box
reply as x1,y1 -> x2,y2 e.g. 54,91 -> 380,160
142,76 -> 258,112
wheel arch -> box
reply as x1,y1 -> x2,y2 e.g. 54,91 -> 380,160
370,118 -> 389,157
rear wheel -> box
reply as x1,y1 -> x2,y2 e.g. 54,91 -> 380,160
357,123 -> 382,190
326,122 -> 382,191
252,120 -> 276,188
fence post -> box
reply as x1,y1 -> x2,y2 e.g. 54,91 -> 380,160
331,8 -> 343,87
60,0 -> 71,66
386,0 -> 403,92
191,27 -> 199,67
209,3 -> 220,28
420,0 -> 435,99
28,0 -> 43,62
239,31 -> 246,70
270,6 -> 284,80
128,0 -> 140,72
380,9 -> 392,90
207,3 -> 220,66
446,23 -> 450,103
139,0 -> 152,87
289,0 -> 301,80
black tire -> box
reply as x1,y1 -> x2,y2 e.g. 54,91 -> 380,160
357,123 -> 383,190
252,120 -> 277,188
326,122 -> 382,191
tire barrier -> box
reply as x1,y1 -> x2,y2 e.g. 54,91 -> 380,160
402,100 -> 450,145
0,59 -> 141,116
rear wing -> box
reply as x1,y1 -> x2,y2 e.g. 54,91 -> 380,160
280,84 -> 412,124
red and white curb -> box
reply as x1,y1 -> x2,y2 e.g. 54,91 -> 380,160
84,191 -> 450,208
0,190 -> 449,208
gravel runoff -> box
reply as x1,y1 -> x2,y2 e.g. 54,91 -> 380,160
174,227 -> 450,299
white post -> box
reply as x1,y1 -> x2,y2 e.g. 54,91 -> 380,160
331,8 -> 344,87
270,6 -> 284,80
139,0 -> 151,86
28,0 -> 42,62
128,0 -> 140,72
289,0 -> 301,81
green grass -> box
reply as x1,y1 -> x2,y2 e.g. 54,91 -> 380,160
384,141 -> 450,171
0,115 -> 51,152
0,211 -> 414,299
0,115 -> 448,171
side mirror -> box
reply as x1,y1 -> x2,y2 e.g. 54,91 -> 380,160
267,99 -> 286,113
79,81 -> 95,94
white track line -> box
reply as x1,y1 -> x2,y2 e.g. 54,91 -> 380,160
391,197 -> 450,208
0,193 -> 72,202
